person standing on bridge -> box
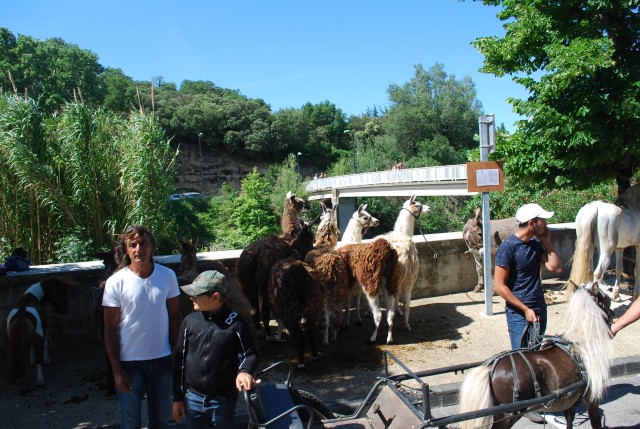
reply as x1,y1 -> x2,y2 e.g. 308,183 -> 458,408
102,225 -> 182,429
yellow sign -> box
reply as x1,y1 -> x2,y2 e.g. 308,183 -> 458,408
466,161 -> 505,192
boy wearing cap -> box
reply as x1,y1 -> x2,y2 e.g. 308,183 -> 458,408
172,270 -> 258,429
494,203 -> 563,350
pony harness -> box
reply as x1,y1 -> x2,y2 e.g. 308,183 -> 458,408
486,336 -> 586,403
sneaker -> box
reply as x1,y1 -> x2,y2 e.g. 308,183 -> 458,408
525,411 -> 545,424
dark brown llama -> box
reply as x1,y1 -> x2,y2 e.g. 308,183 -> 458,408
304,201 -> 350,345
268,257 -> 324,368
237,221 -> 315,339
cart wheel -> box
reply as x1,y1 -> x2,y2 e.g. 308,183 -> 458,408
291,388 -> 336,421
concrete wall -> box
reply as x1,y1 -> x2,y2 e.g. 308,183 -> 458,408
411,225 -> 576,298
0,226 -> 576,350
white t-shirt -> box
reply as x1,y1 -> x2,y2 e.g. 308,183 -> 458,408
102,264 -> 180,361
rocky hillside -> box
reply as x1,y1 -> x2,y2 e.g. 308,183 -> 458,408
173,141 -> 269,195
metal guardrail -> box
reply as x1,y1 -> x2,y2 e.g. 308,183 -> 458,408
305,164 -> 473,199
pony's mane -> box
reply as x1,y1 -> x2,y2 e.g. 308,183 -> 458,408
562,287 -> 614,402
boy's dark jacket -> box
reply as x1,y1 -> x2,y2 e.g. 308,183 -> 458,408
173,304 -> 258,401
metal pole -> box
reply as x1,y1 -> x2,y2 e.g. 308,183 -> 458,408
478,115 -> 495,316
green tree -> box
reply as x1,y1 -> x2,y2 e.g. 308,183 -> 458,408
385,63 -> 483,162
206,169 -> 279,249
473,0 -> 640,194
9,31 -> 105,112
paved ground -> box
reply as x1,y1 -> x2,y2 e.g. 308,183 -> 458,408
2,276 -> 640,428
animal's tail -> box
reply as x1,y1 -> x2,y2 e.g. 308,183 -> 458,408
6,316 -> 32,383
458,366 -> 493,429
567,202 -> 598,296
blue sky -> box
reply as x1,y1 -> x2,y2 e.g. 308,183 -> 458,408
3,1 -> 525,132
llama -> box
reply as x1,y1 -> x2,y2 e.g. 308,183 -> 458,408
305,202 -> 350,345
336,238 -> 400,344
377,195 -> 429,336
268,257 -> 324,368
281,191 -> 310,241
237,221 -> 315,339
313,202 -> 340,248
336,204 -> 380,327
176,237 -> 256,342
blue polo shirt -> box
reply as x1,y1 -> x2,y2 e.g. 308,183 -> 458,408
495,234 -> 547,312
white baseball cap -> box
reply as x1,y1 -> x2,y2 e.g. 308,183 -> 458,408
515,203 -> 554,223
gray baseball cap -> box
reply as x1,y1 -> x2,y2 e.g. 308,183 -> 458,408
180,270 -> 229,297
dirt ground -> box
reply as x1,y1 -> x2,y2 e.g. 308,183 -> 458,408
2,276 -> 639,429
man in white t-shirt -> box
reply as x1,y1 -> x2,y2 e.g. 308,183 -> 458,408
103,225 -> 182,429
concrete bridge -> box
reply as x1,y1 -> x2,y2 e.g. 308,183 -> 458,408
305,164 -> 475,233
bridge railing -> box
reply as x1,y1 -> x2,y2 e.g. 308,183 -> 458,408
305,164 -> 468,193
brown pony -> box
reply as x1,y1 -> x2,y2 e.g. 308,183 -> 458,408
458,283 -> 614,429
6,277 -> 70,386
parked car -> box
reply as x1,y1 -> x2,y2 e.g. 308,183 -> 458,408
169,192 -> 206,201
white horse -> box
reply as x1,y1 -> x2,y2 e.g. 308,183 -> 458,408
336,204 -> 380,327
568,184 -> 640,301
372,195 -> 430,343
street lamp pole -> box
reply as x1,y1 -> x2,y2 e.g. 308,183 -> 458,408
296,152 -> 302,174
198,133 -> 204,193
344,129 -> 356,174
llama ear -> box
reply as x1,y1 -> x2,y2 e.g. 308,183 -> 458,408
332,203 -> 338,213
361,203 -> 367,211
410,195 -> 416,203
320,201 -> 327,211
286,191 -> 293,199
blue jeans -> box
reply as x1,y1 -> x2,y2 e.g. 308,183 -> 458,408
506,306 -> 547,349
184,388 -> 238,429
116,355 -> 172,429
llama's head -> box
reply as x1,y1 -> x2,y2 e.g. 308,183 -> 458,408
318,202 -> 338,228
354,204 -> 379,231
286,191 -> 310,213
404,195 -> 430,218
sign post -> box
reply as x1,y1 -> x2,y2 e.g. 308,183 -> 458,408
469,114 -> 502,316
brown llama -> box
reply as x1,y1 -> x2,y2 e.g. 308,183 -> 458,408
175,237 -> 256,343
281,191 -> 310,241
313,202 -> 340,248
336,238 -> 400,344
237,221 -> 315,339
304,202 -> 350,345
268,257 -> 324,368
336,204 -> 380,327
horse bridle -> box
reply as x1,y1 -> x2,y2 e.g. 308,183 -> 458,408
578,283 -> 614,327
